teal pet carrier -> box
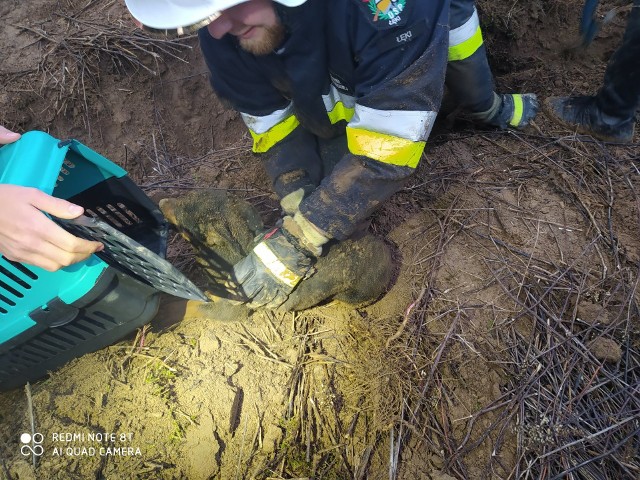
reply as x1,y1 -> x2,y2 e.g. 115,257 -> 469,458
0,131 -> 203,390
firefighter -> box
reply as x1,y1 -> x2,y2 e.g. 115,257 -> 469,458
545,0 -> 639,143
125,0 -> 539,310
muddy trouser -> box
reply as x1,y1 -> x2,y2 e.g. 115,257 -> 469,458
596,0 -> 640,121
445,0 -> 496,114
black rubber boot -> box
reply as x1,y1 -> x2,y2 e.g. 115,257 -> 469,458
544,96 -> 635,143
279,235 -> 393,312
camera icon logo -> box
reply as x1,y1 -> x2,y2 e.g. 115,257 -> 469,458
20,433 -> 44,456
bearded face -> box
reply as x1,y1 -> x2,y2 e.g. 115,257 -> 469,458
207,0 -> 284,56
238,23 -> 285,55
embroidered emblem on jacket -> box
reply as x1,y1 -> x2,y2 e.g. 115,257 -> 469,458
364,0 -> 406,25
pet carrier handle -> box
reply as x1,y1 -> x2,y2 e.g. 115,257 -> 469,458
64,214 -> 97,228
0,131 -> 127,195
0,131 -> 68,194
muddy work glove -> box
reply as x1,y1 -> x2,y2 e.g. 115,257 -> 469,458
469,92 -> 539,129
233,213 -> 329,309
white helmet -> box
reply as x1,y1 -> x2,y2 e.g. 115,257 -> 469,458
125,0 -> 307,34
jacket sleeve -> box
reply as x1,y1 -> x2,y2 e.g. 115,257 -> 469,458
300,2 -> 450,240
198,18 -> 328,200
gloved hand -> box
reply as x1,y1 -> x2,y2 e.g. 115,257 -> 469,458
469,92 -> 539,129
279,234 -> 394,312
233,213 -> 330,309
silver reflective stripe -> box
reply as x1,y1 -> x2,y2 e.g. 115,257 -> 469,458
449,8 -> 479,47
253,242 -> 300,288
322,85 -> 356,113
348,104 -> 437,142
241,102 -> 295,134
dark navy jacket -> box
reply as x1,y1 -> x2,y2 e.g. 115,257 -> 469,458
199,0 -> 449,240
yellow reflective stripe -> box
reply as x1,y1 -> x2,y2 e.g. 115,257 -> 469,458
509,94 -> 524,127
346,127 -> 425,168
448,25 -> 483,61
249,115 -> 300,153
253,242 -> 301,288
323,86 -> 356,124
327,102 -> 355,124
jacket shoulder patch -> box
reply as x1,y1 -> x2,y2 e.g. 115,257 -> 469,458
356,0 -> 409,29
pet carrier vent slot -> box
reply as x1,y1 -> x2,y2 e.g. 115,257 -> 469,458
56,326 -> 87,340
95,206 -> 123,229
0,280 -> 24,299
5,360 -> 24,370
117,203 -> 141,224
20,347 -> 49,361
0,265 -> 32,289
0,293 -> 16,308
1,256 -> 38,280
47,331 -> 78,346
92,311 -> 116,324
27,342 -> 57,356
32,336 -> 67,352
13,352 -> 39,366
68,321 -> 96,336
6,359 -> 24,370
81,317 -> 107,330
106,204 -> 133,226
55,161 -> 75,187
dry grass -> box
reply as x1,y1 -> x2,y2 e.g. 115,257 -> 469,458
394,130 -> 640,479
14,1 -> 192,129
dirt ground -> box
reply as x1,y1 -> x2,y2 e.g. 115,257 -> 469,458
0,0 -> 638,479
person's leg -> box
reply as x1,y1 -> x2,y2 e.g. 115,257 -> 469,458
446,0 -> 495,114
596,0 -> 640,120
545,1 -> 639,143
446,0 -> 539,128
318,135 -> 348,177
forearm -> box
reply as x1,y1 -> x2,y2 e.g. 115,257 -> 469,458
298,43 -> 444,240
299,153 -> 415,240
